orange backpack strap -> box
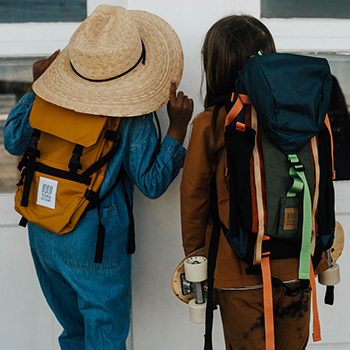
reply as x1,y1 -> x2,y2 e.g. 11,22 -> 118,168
224,93 -> 251,176
251,106 -> 265,265
225,93 -> 251,126
310,261 -> 322,342
310,136 -> 320,255
324,114 -> 336,180
261,237 -> 275,350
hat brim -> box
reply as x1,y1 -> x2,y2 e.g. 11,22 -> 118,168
33,10 -> 184,117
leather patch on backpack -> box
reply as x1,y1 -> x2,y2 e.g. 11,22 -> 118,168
283,207 -> 298,231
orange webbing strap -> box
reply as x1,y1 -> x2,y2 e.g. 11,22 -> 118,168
224,93 -> 251,176
261,241 -> 275,350
239,94 -> 251,104
225,93 -> 251,127
324,114 -> 336,180
310,136 -> 320,256
251,106 -> 265,265
236,121 -> 246,132
309,261 -> 321,342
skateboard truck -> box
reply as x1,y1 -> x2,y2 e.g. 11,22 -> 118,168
181,271 -> 207,304
318,221 -> 344,305
172,248 -> 208,324
183,256 -> 208,323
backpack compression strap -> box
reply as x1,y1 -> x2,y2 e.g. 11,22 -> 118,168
310,137 -> 320,255
324,114 -> 336,180
287,153 -> 322,343
260,236 -> 275,350
250,106 -> 266,266
19,129 -> 41,207
287,154 -> 312,280
310,260 -> 321,342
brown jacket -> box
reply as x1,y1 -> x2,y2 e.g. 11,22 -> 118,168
180,107 -> 327,289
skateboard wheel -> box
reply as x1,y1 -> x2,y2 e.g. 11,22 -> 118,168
189,298 -> 207,324
184,256 -> 208,282
318,263 -> 340,286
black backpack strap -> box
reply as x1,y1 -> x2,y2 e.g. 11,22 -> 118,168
324,285 -> 335,305
19,216 -> 28,228
85,162 -> 126,211
91,165 -> 136,264
204,216 -> 220,350
124,178 -> 135,254
204,178 -> 228,350
20,129 -> 41,207
81,132 -> 121,180
94,209 -> 106,264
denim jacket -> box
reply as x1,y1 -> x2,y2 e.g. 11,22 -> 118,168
4,93 -> 186,259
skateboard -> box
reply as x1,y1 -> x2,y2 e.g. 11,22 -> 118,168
172,247 -> 207,324
318,221 -> 344,286
330,221 -> 344,262
172,222 -> 344,319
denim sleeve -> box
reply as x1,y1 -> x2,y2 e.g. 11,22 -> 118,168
3,93 -> 35,156
123,114 -> 186,199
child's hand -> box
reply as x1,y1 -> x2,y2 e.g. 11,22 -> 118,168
167,81 -> 194,145
27,49 -> 61,93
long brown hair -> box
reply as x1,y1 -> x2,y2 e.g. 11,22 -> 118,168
202,15 -> 276,143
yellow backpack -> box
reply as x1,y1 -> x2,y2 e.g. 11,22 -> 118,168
15,96 -> 121,236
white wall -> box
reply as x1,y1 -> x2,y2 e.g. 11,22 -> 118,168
1,0 -> 350,349
0,194 -> 62,350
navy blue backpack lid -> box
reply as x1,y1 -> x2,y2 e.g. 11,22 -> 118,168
235,53 -> 333,154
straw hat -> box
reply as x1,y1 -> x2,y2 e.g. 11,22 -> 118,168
33,5 -> 184,117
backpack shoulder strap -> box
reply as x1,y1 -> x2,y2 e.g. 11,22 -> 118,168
225,93 -> 251,127
204,178 -> 228,350
324,113 -> 336,180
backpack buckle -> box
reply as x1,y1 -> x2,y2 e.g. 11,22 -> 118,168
26,134 -> 40,156
69,144 -> 84,173
69,153 -> 82,172
288,159 -> 305,172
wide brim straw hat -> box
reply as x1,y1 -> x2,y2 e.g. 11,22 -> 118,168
33,5 -> 184,117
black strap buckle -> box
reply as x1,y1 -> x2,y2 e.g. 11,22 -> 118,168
69,153 -> 82,172
17,156 -> 28,171
26,131 -> 40,156
69,144 -> 84,173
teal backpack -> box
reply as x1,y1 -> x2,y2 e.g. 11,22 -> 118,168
205,53 -> 335,350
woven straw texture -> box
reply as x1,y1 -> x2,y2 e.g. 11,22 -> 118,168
33,5 -> 184,117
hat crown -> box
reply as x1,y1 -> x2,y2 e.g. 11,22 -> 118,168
69,5 -> 142,80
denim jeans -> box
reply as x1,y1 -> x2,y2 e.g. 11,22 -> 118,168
28,206 -> 132,350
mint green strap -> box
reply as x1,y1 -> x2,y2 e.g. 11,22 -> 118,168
287,154 -> 312,280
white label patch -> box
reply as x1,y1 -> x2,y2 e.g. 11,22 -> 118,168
36,177 -> 58,210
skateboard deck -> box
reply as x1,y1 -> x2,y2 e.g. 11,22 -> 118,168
172,222 -> 344,303
172,247 -> 206,303
331,221 -> 344,262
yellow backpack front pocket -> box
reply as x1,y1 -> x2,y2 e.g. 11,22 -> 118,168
15,97 -> 120,234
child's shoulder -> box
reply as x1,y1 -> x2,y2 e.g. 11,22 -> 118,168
192,105 -> 226,131
192,106 -> 215,125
